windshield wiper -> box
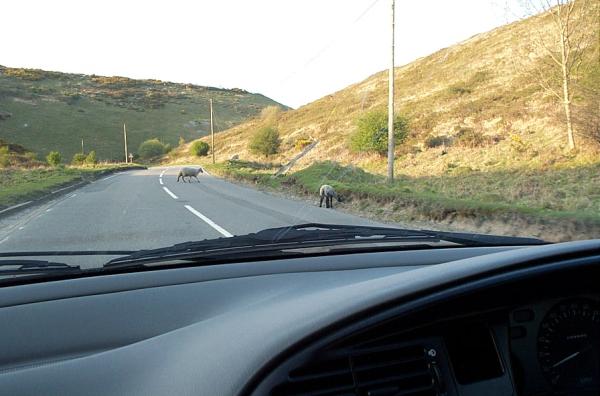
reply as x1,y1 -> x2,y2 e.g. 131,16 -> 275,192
104,223 -> 545,269
0,260 -> 82,276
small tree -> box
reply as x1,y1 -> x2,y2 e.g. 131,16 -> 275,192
249,126 -> 281,158
46,151 -> 61,167
85,150 -> 97,165
190,140 -> 210,157
138,139 -> 167,159
350,109 -> 409,155
517,0 -> 598,150
72,153 -> 86,165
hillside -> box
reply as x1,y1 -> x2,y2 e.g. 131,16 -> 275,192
166,3 -> 599,240
174,3 -> 598,176
0,66 -> 287,161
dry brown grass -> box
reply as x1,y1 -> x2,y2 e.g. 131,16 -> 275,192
168,5 -> 599,179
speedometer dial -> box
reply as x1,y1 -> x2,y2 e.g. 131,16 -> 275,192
537,298 -> 600,391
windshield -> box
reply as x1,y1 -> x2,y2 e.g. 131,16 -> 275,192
0,0 -> 598,272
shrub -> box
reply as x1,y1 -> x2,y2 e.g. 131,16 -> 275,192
424,135 -> 452,148
294,137 -> 313,150
447,85 -> 472,95
46,151 -> 61,167
190,140 -> 210,157
0,146 -> 9,167
72,153 -> 86,165
249,126 -> 281,157
85,150 -> 97,165
350,109 -> 409,155
138,139 -> 167,159
454,128 -> 487,148
260,106 -> 281,123
178,136 -> 186,146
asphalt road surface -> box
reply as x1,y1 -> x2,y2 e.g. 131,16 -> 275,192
0,167 -> 386,268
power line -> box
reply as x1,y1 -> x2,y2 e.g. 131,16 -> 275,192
279,0 -> 382,86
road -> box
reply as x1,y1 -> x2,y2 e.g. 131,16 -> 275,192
0,167 -> 385,267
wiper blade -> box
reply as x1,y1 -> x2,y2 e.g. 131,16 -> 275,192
104,223 -> 441,268
0,259 -> 81,276
0,250 -> 135,258
105,223 -> 544,269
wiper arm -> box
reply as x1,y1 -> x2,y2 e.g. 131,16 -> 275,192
0,260 -> 81,276
102,224 -> 440,268
104,223 -> 546,269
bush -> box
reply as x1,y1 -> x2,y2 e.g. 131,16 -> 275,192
0,146 -> 9,167
85,150 -> 97,165
178,136 -> 186,146
249,126 -> 281,158
294,137 -> 313,151
424,135 -> 452,148
190,140 -> 210,157
350,109 -> 409,155
46,151 -> 61,167
138,139 -> 167,159
72,153 -> 86,165
454,128 -> 488,148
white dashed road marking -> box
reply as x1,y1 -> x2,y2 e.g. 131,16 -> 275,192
163,187 -> 178,200
184,205 -> 233,237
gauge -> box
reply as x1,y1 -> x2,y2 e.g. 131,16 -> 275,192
537,298 -> 600,391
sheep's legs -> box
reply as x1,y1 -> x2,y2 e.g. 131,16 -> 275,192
193,175 -> 200,182
319,195 -> 324,207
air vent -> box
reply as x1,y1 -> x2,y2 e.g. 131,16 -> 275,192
271,343 -> 439,396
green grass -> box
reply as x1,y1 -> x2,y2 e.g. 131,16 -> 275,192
206,160 -> 600,227
0,164 -> 143,210
0,65 -> 287,162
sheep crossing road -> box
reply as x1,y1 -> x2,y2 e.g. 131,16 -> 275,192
0,167 -> 384,268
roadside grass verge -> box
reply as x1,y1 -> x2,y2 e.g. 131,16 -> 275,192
204,160 -> 600,240
0,163 -> 144,210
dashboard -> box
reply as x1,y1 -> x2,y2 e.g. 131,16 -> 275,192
511,296 -> 600,395
0,240 -> 598,396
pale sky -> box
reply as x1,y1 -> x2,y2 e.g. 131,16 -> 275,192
1,0 -> 523,108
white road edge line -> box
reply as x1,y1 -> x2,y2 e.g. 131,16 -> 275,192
101,174 -> 117,181
159,179 -> 164,185
160,170 -> 166,177
162,187 -> 178,199
0,236 -> 9,244
184,205 -> 233,237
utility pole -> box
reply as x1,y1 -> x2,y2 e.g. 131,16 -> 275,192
210,98 -> 215,164
387,0 -> 395,183
123,123 -> 129,163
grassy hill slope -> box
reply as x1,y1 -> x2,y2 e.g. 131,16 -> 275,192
0,67 -> 287,161
176,3 -> 598,176
168,3 -> 599,240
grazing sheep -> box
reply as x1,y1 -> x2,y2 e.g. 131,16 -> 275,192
177,167 -> 203,182
319,184 -> 341,208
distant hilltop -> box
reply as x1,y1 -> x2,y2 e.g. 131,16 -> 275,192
0,65 -> 288,160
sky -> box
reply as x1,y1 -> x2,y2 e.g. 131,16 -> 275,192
1,0 -> 524,108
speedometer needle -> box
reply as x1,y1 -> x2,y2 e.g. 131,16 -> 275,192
552,351 -> 580,368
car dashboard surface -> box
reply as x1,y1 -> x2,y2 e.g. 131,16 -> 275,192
0,241 -> 598,396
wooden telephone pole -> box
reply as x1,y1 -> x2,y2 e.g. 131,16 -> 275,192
387,0 -> 395,183
210,99 -> 215,164
123,123 -> 129,163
